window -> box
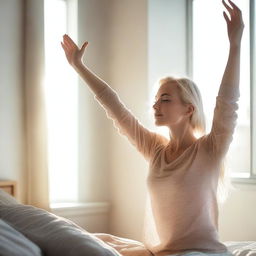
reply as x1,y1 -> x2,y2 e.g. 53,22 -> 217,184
44,0 -> 79,203
191,0 -> 255,181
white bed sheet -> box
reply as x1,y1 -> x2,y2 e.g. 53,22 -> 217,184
225,241 -> 256,256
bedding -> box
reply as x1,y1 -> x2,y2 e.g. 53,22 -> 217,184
0,219 -> 42,256
224,241 -> 256,256
0,189 -> 119,256
0,188 -> 255,256
0,188 -> 19,205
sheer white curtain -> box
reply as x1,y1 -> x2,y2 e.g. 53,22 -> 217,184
24,0 -> 49,210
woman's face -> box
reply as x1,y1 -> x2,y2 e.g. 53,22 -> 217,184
153,82 -> 192,127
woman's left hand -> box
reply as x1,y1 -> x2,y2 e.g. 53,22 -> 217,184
222,0 -> 244,46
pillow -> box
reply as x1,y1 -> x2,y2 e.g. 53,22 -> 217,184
0,189 -> 19,205
0,204 -> 119,256
0,219 -> 42,256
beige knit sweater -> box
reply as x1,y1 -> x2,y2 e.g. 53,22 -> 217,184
95,83 -> 238,256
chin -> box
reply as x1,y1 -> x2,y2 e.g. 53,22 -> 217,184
154,121 -> 165,127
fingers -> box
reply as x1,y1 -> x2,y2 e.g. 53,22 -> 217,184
222,0 -> 242,15
81,41 -> 89,51
222,0 -> 243,25
228,0 -> 241,13
62,34 -> 89,52
222,0 -> 244,44
60,41 -> 68,52
223,11 -> 230,24
63,34 -> 77,49
61,35 -> 72,51
222,0 -> 232,13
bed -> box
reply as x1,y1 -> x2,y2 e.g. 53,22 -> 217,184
0,184 -> 255,256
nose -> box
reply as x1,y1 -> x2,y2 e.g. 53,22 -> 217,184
153,100 -> 159,110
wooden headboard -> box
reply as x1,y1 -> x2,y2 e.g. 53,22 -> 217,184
0,180 -> 17,197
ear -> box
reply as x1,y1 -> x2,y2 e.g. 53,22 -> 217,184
186,104 -> 195,117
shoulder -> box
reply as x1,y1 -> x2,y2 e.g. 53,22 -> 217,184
150,132 -> 169,153
196,133 -> 226,162
148,133 -> 168,162
191,134 -> 215,158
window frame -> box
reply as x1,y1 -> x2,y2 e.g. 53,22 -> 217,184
251,0 -> 256,179
187,0 -> 256,184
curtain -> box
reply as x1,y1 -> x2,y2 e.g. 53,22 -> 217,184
24,0 -> 49,210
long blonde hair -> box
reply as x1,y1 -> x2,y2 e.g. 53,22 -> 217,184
157,76 -> 232,202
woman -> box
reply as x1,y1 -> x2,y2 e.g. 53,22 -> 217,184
61,0 -> 244,255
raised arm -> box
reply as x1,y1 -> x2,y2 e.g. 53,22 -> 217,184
208,0 -> 244,157
61,35 -> 165,160
218,0 -> 244,99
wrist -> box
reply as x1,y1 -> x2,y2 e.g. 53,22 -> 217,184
72,61 -> 84,71
229,42 -> 242,50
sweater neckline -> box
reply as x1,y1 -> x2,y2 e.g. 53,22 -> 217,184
161,138 -> 200,166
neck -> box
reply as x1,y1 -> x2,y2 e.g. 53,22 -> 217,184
168,123 -> 196,152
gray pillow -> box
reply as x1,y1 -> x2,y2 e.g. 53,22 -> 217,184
0,219 -> 42,256
0,189 -> 19,205
0,204 -> 119,256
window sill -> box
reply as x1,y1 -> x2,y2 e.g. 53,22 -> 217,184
231,177 -> 256,185
50,202 -> 110,217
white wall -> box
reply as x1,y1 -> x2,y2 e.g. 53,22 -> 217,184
52,202 -> 110,233
219,183 -> 256,241
0,0 -> 26,202
77,0 -> 112,203
107,0 -> 149,240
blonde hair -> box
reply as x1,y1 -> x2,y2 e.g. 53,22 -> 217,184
157,76 -> 232,202
217,161 -> 234,204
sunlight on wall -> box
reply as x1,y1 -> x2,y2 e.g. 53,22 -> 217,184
193,0 -> 250,177
44,0 -> 78,203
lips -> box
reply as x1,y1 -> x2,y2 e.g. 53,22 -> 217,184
154,113 -> 163,118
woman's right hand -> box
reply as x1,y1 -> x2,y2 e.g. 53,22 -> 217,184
61,34 -> 88,67
222,0 -> 244,47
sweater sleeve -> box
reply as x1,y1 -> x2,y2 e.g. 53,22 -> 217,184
206,84 -> 239,158
95,87 -> 166,161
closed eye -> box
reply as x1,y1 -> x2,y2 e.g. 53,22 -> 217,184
154,98 -> 171,104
